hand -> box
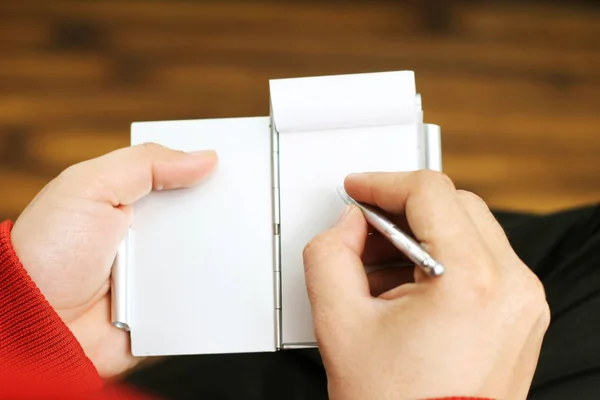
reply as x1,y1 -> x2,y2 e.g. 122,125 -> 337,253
10,143 -> 218,378
303,171 -> 550,400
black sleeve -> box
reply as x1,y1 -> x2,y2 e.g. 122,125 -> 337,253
495,205 -> 600,400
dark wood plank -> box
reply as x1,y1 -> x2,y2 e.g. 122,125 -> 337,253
1,0 -> 599,221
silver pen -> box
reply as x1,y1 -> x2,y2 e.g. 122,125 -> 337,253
337,186 -> 445,277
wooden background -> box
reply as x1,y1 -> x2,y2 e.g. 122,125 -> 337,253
1,0 -> 599,221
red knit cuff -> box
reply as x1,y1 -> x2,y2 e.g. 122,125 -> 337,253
427,397 -> 493,399
0,220 -> 103,393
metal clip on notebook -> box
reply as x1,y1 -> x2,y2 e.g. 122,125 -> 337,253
110,70 -> 444,357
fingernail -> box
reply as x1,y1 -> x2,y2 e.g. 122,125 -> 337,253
345,173 -> 364,183
189,149 -> 217,159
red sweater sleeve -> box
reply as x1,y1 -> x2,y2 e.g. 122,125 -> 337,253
0,219 -> 491,400
0,220 -> 149,399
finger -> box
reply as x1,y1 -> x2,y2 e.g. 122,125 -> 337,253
362,213 -> 412,265
303,205 -> 370,316
59,142 -> 218,206
362,232 -> 410,265
456,190 -> 521,266
345,171 -> 492,276
367,267 -> 414,297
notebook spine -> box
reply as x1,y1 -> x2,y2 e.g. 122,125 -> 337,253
270,108 -> 283,351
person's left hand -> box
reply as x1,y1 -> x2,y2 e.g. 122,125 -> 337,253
10,143 -> 218,378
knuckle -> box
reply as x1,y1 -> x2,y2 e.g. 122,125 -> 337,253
56,161 -> 87,185
443,259 -> 498,307
303,231 -> 348,281
514,268 -> 550,320
451,254 -> 504,306
456,190 -> 488,210
530,285 -> 551,330
302,235 -> 321,261
528,272 -> 549,312
137,141 -> 163,154
302,232 -> 333,266
540,301 -> 551,329
522,270 -> 546,302
466,269 -> 497,304
57,164 -> 76,179
412,169 -> 455,191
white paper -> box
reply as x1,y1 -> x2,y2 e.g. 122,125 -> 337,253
270,71 -> 416,134
128,117 -> 276,356
278,124 -> 421,345
271,71 -> 422,345
124,70 -> 431,355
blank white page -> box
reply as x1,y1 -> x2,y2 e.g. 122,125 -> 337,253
270,71 -> 416,133
129,117 -> 275,356
278,126 -> 421,345
272,71 -> 422,345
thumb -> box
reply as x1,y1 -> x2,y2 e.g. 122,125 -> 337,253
58,142 -> 218,206
303,205 -> 370,316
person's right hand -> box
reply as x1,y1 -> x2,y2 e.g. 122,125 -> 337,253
302,171 -> 550,400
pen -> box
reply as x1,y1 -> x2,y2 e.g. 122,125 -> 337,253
337,186 -> 445,277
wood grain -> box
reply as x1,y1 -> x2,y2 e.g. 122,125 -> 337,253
1,0 -> 599,220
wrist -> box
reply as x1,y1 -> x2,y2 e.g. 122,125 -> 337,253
325,369 -> 494,400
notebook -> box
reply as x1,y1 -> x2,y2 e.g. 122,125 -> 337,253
110,70 -> 443,356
